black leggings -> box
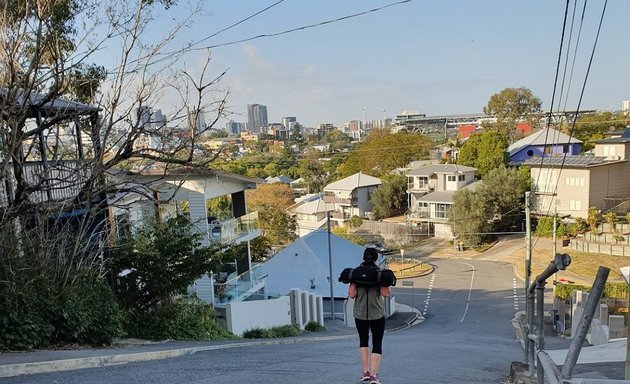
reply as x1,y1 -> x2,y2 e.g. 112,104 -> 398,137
355,317 -> 385,354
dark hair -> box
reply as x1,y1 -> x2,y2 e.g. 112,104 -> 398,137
363,247 -> 379,263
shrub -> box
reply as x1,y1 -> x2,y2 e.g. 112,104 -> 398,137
49,280 -> 125,345
535,216 -> 566,237
242,324 -> 301,339
0,278 -> 124,350
554,282 -> 629,300
125,297 -> 235,341
304,321 -> 326,332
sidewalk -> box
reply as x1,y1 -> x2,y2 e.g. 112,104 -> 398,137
0,305 -> 422,379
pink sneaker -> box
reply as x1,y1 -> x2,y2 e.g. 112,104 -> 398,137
361,371 -> 371,381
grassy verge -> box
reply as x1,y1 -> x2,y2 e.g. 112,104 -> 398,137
514,247 -> 628,284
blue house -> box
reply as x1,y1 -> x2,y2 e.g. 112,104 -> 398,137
508,127 -> 582,165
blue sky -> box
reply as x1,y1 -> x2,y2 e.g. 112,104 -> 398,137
141,0 -> 629,128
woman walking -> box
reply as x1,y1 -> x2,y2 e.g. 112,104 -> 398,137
348,247 -> 391,384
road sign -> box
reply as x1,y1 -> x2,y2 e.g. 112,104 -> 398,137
402,280 -> 414,287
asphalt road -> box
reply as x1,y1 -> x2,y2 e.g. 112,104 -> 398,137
4,246 -> 523,384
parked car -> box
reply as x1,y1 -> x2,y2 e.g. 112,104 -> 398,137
365,242 -> 393,255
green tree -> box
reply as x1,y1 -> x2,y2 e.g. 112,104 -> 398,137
112,216 -> 231,311
483,87 -> 542,143
457,131 -> 508,176
341,130 -> 433,177
573,112 -> 630,152
449,189 -> 492,247
476,165 -> 530,231
296,148 -> 327,193
323,130 -> 352,152
603,211 -> 617,233
370,175 -> 408,219
587,206 -> 600,233
256,204 -> 297,246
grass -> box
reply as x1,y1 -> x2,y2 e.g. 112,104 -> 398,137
388,259 -> 432,279
514,247 -> 628,284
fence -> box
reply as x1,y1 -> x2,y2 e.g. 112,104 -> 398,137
357,220 -> 431,246
521,259 -> 630,384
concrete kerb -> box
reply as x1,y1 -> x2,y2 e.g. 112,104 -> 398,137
0,309 -> 423,379
0,335 -> 356,378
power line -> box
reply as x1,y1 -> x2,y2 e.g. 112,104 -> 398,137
194,0 -> 413,51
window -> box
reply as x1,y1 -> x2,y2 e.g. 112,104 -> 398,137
447,175 -> 456,182
435,203 -> 450,219
544,145 -> 553,155
458,174 -> 465,181
563,144 -> 570,154
569,200 -> 582,211
565,177 -> 585,187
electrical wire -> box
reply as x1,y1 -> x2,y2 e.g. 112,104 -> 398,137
193,0 -> 413,51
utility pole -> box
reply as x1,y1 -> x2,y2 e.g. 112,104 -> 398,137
553,209 -> 558,283
524,191 -> 533,365
326,212 -> 335,320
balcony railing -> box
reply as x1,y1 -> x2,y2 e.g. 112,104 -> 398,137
214,264 -> 267,305
209,211 -> 260,244
0,160 -> 91,208
323,195 -> 357,205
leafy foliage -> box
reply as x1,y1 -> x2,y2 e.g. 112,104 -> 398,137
450,189 -> 491,247
572,112 -> 630,151
305,321 -> 326,332
482,87 -> 542,143
0,276 -> 123,350
476,165 -> 530,230
247,183 -> 295,211
242,324 -> 301,339
450,166 -> 529,246
111,216 -> 231,311
587,207 -> 600,233
457,131 -> 508,176
370,174 -> 407,219
554,282 -> 629,300
332,226 -> 366,245
125,297 -> 235,341
340,130 -> 433,177
535,216 -> 567,238
255,204 -> 297,246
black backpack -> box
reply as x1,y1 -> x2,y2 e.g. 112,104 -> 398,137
338,265 -> 397,287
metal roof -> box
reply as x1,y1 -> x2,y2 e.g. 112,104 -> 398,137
508,128 -> 581,156
520,155 -> 620,168
324,172 -> 382,191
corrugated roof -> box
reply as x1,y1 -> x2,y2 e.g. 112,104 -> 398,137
520,155 -> 620,168
508,128 -> 581,156
417,190 -> 455,203
324,172 -> 381,191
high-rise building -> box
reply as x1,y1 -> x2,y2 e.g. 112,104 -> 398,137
282,116 -> 297,131
623,101 -> 630,114
247,104 -> 268,133
226,120 -> 244,135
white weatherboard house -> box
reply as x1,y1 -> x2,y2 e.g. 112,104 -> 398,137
406,164 -> 479,238
288,193 -> 335,237
323,172 -> 382,224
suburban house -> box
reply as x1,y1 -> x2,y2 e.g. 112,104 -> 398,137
524,130 -> 630,218
323,172 -> 382,224
265,175 -> 293,184
287,193 -> 334,237
508,127 -> 582,165
108,168 -> 263,304
406,164 -> 479,238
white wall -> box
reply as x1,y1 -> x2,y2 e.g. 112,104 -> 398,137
226,296 -> 292,336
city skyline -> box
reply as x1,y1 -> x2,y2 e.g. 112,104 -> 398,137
95,1 -> 630,129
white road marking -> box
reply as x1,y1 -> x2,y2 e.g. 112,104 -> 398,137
423,274 -> 436,316
459,262 -> 476,323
